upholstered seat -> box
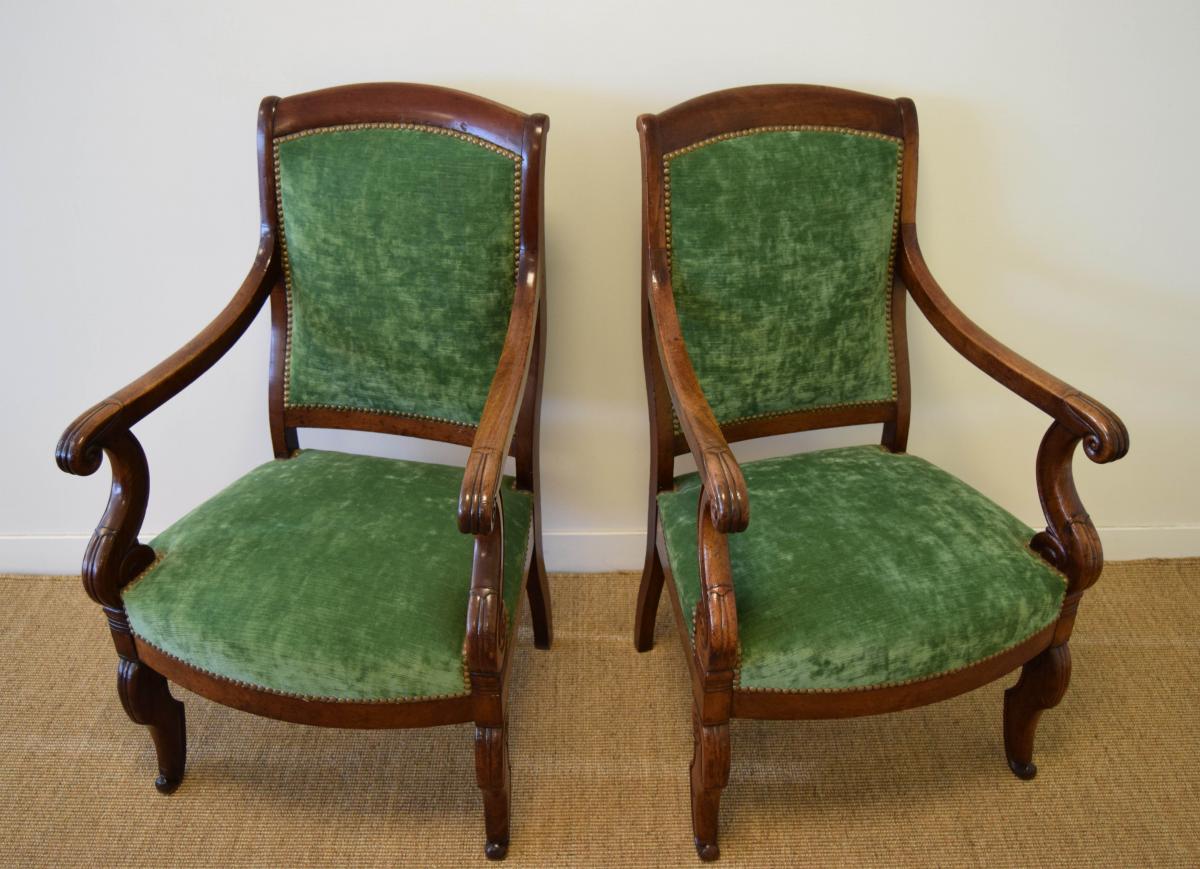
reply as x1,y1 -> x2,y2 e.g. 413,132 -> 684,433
123,450 -> 531,701
658,445 -> 1065,692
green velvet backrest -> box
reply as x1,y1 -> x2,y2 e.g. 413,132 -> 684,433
274,124 -> 521,427
665,127 -> 903,425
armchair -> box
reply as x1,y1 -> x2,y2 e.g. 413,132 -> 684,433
56,83 -> 552,860
633,85 -> 1128,860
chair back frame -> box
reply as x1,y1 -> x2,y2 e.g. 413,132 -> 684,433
259,84 -> 546,467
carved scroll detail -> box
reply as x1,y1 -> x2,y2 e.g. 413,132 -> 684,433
78,430 -> 154,610
458,447 -> 500,535
1035,421 -> 1106,596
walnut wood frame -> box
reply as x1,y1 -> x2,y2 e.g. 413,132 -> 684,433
56,83 -> 552,861
632,85 -> 1129,861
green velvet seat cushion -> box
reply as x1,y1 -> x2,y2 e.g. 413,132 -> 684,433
658,445 -> 1065,692
276,126 -> 519,426
123,450 -> 531,701
666,129 -> 901,424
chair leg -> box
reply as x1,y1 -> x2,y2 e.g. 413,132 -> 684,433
690,705 -> 730,861
525,538 -> 553,650
475,723 -> 511,860
634,535 -> 666,652
116,657 -> 186,793
1003,643 -> 1071,780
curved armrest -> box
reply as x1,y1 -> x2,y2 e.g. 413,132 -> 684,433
646,247 -> 750,533
56,236 -> 278,476
457,253 -> 541,535
899,225 -> 1128,464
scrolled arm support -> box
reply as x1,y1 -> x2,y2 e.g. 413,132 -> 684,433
465,502 -> 507,688
80,430 -> 156,611
457,253 -> 540,536
1033,421 -> 1105,596
694,491 -> 739,677
647,247 -> 750,534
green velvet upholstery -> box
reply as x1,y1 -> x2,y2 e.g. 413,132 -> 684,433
658,445 -> 1065,692
123,450 -> 532,701
275,126 -> 520,426
666,129 -> 901,424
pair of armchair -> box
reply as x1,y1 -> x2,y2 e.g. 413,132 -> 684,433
57,83 -> 1126,861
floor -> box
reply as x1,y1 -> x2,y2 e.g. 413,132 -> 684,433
1,560 -> 1197,866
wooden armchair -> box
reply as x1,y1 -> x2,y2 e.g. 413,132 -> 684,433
633,85 -> 1128,860
55,83 -> 551,860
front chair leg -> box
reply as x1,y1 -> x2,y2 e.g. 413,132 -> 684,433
690,705 -> 731,862
475,723 -> 511,860
116,657 -> 186,793
1003,643 -> 1071,779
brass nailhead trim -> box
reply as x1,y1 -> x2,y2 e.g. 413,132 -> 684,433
131,631 -> 472,703
275,122 -> 521,161
718,399 -> 895,429
661,126 -> 905,425
272,123 -> 523,416
119,553 -> 165,596
283,402 -> 479,431
663,124 -> 902,161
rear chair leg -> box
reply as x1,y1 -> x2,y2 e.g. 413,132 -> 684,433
525,536 -> 553,650
475,723 -> 511,860
691,705 -> 730,862
1003,643 -> 1071,779
634,532 -> 666,652
117,658 -> 186,793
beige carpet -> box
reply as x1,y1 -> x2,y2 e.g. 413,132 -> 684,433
1,560 -> 1197,867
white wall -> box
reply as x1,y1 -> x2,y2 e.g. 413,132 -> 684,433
2,0 -> 1197,573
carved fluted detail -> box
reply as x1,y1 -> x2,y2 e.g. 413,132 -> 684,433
458,447 -> 501,535
699,446 -> 750,534
466,588 -> 507,676
466,506 -> 507,682
695,491 -> 740,677
117,656 -> 187,792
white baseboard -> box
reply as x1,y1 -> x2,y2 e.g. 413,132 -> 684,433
542,530 -> 647,573
2,526 -> 1197,576
1085,526 -> 1200,561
